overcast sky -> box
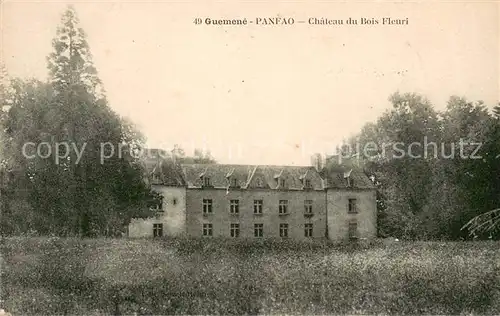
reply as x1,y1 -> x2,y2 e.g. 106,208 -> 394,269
2,1 -> 499,165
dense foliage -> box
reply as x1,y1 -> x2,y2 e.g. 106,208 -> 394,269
350,93 -> 500,240
0,7 -> 155,237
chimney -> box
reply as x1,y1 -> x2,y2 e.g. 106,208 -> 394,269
310,153 -> 325,172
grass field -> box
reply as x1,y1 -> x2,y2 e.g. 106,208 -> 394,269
2,237 -> 499,315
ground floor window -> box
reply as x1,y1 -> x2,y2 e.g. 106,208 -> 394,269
280,223 -> 289,237
254,223 -> 263,237
230,223 -> 240,237
304,223 -> 313,237
203,223 -> 213,236
348,221 -> 358,240
153,223 -> 163,237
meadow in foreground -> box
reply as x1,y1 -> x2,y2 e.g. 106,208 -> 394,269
2,237 -> 499,315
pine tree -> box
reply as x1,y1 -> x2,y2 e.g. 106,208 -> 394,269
38,6 -> 153,236
47,6 -> 105,100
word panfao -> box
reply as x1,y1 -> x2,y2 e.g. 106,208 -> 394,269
255,17 -> 295,25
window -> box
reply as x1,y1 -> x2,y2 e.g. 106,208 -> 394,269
203,177 -> 211,187
231,178 -> 238,187
203,223 -> 213,236
254,223 -> 263,237
280,179 -> 286,187
348,199 -> 357,214
254,200 -> 263,214
305,179 -> 312,188
152,174 -> 160,182
230,223 -> 240,237
153,223 -> 163,237
203,199 -> 213,214
256,178 -> 263,187
173,198 -> 178,206
279,223 -> 289,237
279,200 -> 288,214
304,223 -> 313,237
304,200 -> 313,214
230,199 -> 239,214
348,221 -> 358,240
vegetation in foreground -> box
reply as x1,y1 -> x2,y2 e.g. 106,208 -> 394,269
2,237 -> 499,315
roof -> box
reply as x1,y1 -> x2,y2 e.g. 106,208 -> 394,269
146,157 -> 186,187
323,168 -> 376,189
180,164 -> 326,190
321,158 -> 376,189
154,161 -> 186,186
144,161 -> 375,190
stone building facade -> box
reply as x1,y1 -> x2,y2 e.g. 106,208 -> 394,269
128,160 -> 377,241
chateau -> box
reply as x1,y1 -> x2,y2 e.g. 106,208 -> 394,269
128,156 -> 377,241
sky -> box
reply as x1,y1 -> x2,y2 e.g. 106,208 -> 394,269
2,0 -> 499,165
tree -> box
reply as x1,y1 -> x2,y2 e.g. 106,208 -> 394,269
47,7 -> 105,100
1,6 -> 155,236
350,92 -> 500,240
459,101 -> 500,239
435,97 -> 494,239
352,92 -> 442,239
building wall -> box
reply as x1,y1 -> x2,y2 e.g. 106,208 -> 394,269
326,189 -> 377,242
128,185 -> 377,241
128,185 -> 186,238
185,188 -> 327,239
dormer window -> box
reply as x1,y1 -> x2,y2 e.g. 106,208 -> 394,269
203,176 -> 211,187
152,174 -> 161,182
256,178 -> 263,187
305,179 -> 312,188
231,178 -> 238,187
344,169 -> 353,188
280,179 -> 286,187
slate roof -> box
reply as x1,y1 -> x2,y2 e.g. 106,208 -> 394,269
322,168 -> 376,189
145,155 -> 186,186
144,159 -> 375,190
151,161 -> 186,186
321,157 -> 376,189
180,164 -> 326,190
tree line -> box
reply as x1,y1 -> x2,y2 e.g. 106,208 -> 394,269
347,92 -> 500,240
